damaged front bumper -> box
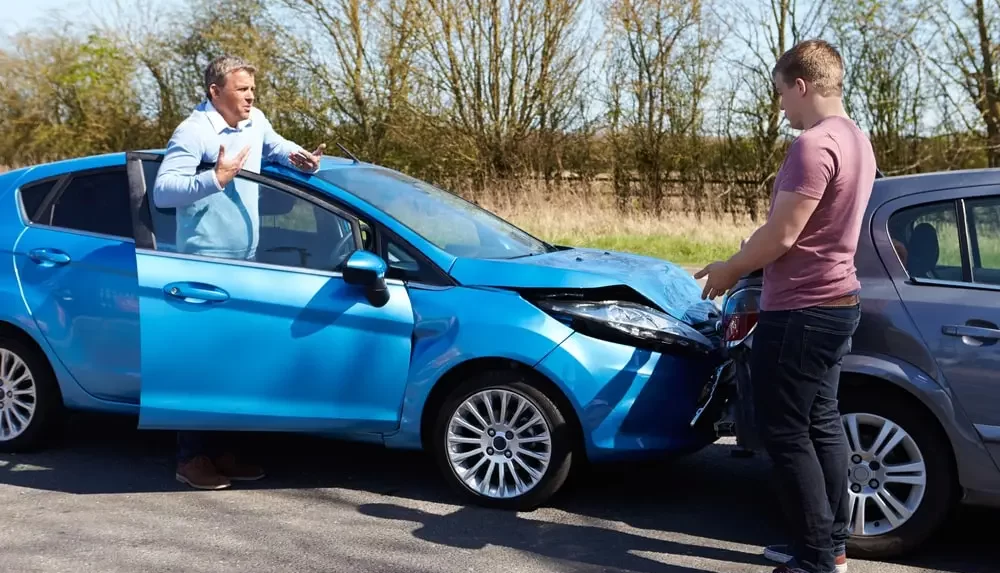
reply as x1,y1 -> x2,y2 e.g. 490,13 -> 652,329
690,335 -> 765,453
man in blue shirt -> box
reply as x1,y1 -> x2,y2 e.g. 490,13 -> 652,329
154,55 -> 323,490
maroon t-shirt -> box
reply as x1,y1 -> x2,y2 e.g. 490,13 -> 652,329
760,116 -> 877,312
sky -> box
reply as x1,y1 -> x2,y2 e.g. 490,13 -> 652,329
0,0 -> 93,33
0,0 -> 183,35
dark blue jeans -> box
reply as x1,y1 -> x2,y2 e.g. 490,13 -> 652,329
750,304 -> 860,573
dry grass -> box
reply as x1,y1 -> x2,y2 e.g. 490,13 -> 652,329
475,184 -> 760,267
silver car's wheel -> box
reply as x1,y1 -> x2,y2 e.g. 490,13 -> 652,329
840,386 -> 956,561
0,347 -> 37,442
843,413 -> 927,537
446,388 -> 552,499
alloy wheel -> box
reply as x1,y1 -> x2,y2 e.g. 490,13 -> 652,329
0,348 -> 37,441
445,388 -> 552,499
843,412 -> 927,537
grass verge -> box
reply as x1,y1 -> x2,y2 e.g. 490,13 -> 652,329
478,185 -> 759,269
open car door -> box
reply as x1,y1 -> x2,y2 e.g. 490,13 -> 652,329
123,152 -> 415,433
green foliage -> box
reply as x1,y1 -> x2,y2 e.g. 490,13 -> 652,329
0,0 -> 996,218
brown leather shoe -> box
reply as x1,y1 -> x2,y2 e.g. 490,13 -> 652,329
213,452 -> 265,481
176,455 -> 231,490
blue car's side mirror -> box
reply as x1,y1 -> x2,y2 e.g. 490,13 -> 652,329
343,250 -> 390,307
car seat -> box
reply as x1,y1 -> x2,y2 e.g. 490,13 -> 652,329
906,222 -> 939,278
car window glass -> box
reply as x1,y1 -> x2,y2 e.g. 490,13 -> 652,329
359,219 -> 376,252
318,167 -> 553,259
387,239 -> 419,272
18,179 -> 58,221
966,197 -> 1000,286
384,236 -> 445,284
887,201 -> 962,282
35,170 -> 134,239
144,165 -> 357,272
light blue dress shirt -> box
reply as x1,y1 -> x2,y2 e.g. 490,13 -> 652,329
152,101 -> 306,260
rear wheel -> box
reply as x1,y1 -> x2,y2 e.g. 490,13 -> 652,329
0,336 -> 62,453
431,370 -> 575,510
840,387 -> 956,559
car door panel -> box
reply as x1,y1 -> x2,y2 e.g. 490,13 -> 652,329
14,227 -> 141,403
14,227 -> 140,402
127,154 -> 415,432
877,190 -> 1000,467
136,250 -> 414,431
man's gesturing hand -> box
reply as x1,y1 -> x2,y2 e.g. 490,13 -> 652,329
289,143 -> 326,173
215,144 -> 251,188
693,260 -> 741,300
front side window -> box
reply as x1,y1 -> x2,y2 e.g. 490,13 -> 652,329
966,196 -> 1000,286
142,163 -> 357,272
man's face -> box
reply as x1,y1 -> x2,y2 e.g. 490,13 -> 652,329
211,69 -> 255,123
774,72 -> 806,130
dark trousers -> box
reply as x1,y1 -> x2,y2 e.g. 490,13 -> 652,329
750,304 -> 860,573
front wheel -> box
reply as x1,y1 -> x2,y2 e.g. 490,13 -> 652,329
841,387 -> 956,559
431,370 -> 575,510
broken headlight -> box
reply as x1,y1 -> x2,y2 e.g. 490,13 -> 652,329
536,299 -> 715,355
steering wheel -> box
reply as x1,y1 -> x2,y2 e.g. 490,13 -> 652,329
329,232 -> 355,270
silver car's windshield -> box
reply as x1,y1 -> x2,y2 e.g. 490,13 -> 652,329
317,166 -> 554,259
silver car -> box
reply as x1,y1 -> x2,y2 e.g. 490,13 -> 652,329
708,167 -> 1000,560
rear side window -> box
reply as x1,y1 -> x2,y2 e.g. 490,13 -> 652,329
887,201 -> 963,282
18,179 -> 58,220
33,170 -> 134,240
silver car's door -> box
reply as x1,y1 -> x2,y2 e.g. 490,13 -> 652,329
875,187 -> 1000,468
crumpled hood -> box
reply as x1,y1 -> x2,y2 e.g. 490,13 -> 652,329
449,247 -> 717,325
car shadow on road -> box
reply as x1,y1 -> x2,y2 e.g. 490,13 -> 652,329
357,502 -> 765,573
0,412 -> 995,573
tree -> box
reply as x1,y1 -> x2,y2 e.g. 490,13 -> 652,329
603,0 -> 720,213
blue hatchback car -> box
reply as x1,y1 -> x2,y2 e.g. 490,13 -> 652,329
0,151 -> 725,508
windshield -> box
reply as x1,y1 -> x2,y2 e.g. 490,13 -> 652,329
317,167 -> 554,259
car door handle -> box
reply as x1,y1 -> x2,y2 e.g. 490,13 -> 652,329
163,282 -> 229,303
942,324 -> 1000,340
27,248 -> 71,266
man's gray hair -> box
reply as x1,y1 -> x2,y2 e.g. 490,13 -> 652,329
204,55 -> 257,100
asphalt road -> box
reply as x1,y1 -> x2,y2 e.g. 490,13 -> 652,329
0,414 -> 994,573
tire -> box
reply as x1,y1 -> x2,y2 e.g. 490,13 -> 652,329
0,336 -> 63,453
431,369 -> 575,511
840,386 -> 956,560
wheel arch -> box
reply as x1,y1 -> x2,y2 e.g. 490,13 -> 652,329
840,369 -> 960,496
419,356 -> 587,462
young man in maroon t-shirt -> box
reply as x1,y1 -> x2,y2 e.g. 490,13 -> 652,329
695,40 -> 877,573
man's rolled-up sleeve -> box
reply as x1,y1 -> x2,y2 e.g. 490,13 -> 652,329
152,123 -> 224,209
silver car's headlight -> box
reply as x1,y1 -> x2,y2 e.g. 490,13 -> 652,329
536,299 -> 715,355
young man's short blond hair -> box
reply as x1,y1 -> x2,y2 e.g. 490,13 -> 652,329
772,39 -> 844,98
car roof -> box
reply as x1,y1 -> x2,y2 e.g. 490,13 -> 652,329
0,150 -> 366,192
871,167 -> 1000,206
